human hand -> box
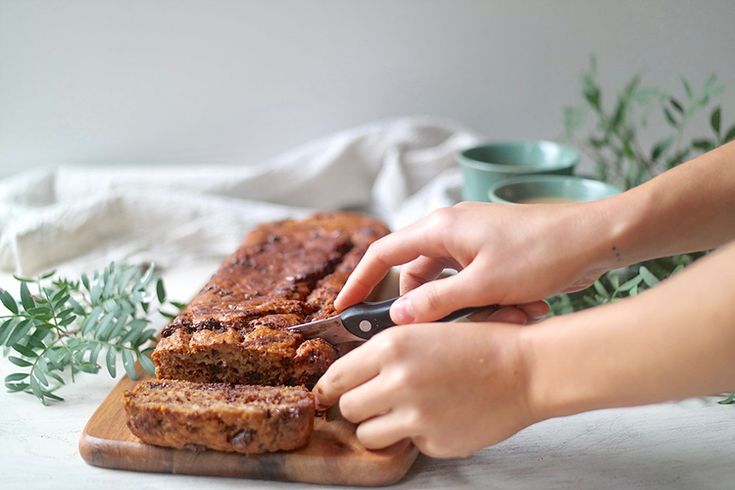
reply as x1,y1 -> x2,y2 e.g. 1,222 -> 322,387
313,321 -> 539,458
336,201 -> 614,323
467,302 -> 549,324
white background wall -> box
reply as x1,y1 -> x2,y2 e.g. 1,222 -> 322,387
1,0 -> 734,177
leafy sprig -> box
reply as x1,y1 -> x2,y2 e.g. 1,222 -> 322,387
0,263 -> 182,404
564,56 -> 735,190
548,254 -> 696,315
559,58 -> 734,402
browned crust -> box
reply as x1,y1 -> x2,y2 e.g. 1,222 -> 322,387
124,379 -> 314,454
152,212 -> 389,386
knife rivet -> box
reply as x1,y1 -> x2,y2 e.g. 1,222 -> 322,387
358,320 -> 372,332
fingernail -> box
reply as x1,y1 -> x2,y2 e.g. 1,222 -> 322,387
392,297 -> 415,323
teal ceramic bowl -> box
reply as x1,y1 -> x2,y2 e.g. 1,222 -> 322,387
458,141 -> 580,201
488,175 -> 621,204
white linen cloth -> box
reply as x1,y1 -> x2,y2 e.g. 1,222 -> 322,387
0,117 -> 478,276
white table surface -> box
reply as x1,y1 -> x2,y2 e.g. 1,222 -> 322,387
1,263 -> 734,490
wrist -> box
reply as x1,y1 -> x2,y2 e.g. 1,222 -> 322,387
519,315 -> 597,422
584,189 -> 654,272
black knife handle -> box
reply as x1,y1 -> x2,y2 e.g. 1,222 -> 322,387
341,298 -> 487,340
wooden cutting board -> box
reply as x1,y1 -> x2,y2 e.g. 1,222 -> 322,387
79,368 -> 418,486
79,272 -> 419,486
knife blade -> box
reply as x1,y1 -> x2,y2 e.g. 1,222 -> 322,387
287,298 -> 488,344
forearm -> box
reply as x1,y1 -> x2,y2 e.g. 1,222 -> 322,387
593,141 -> 735,269
525,240 -> 735,420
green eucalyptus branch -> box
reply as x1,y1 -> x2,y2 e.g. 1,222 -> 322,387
0,263 -> 183,404
563,57 -> 735,190
558,57 -> 735,403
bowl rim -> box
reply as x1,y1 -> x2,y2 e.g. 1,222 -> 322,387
457,139 -> 580,173
487,174 -> 622,204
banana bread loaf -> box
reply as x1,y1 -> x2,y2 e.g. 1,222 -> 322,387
152,212 -> 389,386
124,379 -> 314,453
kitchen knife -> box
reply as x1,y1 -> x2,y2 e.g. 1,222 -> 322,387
287,298 -> 488,344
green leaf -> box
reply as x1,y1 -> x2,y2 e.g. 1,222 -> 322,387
0,288 -> 18,314
121,318 -> 148,344
5,372 -> 29,383
39,270 -> 57,280
593,280 -> 609,298
29,375 -> 44,402
608,273 -> 620,290
69,299 -> 86,318
563,106 -> 584,136
704,74 -> 723,96
95,312 -> 117,340
107,313 -> 129,342
117,266 -> 138,294
583,84 -> 601,110
159,310 -> 177,320
58,314 -> 77,327
12,343 -> 38,358
13,274 -> 35,283
47,371 -> 65,385
138,352 -> 156,374
692,139 -> 715,152
669,97 -> 684,114
666,148 -> 691,169
82,306 -> 103,335
711,107 -> 721,135
8,356 -> 32,367
681,77 -> 692,99
106,348 -> 117,377
52,294 -> 71,311
650,137 -> 673,162
19,282 -> 34,310
89,342 -> 103,365
90,283 -> 102,304
34,363 -> 49,387
0,318 -> 16,345
663,107 -> 678,128
610,99 -> 626,130
618,275 -> 643,292
43,391 -> 64,402
81,273 -> 90,291
6,319 -> 32,347
78,362 -> 99,374
137,328 -> 157,345
719,391 -> 735,405
169,301 -> 187,310
5,382 -> 30,392
724,124 -> 735,143
121,349 -> 137,379
156,278 -> 166,304
140,265 -> 155,287
638,267 -> 660,288
27,306 -> 52,319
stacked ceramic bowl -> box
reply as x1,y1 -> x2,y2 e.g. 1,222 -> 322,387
457,141 -> 620,204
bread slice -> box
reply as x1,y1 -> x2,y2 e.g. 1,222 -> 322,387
152,212 -> 389,386
124,379 -> 315,454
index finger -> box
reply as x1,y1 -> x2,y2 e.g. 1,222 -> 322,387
335,220 -> 448,310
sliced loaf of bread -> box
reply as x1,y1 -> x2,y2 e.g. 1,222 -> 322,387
124,379 -> 315,454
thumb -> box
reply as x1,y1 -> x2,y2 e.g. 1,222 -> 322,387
390,267 -> 487,324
